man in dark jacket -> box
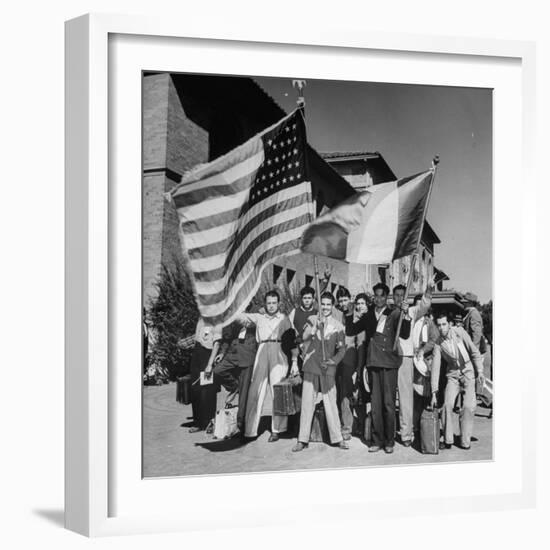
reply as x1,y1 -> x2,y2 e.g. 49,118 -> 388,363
345,282 -> 411,454
213,319 -> 258,433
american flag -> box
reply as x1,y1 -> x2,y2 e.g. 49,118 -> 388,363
168,110 -> 313,327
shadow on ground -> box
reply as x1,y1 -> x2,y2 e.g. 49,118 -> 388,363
33,509 -> 64,528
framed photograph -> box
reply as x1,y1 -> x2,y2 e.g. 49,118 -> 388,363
65,13 -> 536,536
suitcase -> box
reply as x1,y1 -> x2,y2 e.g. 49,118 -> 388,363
213,407 -> 239,439
273,378 -> 299,416
420,408 -> 440,454
310,402 -> 330,443
176,375 -> 192,405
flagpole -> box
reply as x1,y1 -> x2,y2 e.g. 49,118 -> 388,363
393,156 -> 439,351
293,80 -> 326,361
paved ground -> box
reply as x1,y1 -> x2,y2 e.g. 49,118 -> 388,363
143,382 -> 493,478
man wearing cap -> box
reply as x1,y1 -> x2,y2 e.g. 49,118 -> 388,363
430,312 -> 485,450
392,277 -> 435,447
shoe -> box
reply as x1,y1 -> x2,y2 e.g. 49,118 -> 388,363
459,443 -> 471,450
292,441 -> 308,452
343,433 -> 352,441
337,441 -> 349,450
384,445 -> 395,454
268,433 -> 280,442
189,426 -> 202,433
439,441 -> 452,450
368,445 -> 381,453
402,440 -> 412,448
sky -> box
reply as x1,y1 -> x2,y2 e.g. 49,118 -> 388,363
254,76 -> 493,303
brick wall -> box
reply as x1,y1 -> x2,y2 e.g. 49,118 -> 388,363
143,74 -> 209,305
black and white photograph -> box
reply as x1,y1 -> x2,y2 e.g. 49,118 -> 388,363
142,72 -> 493,478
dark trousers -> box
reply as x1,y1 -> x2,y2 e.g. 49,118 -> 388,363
213,360 -> 253,430
190,344 -> 217,430
370,366 -> 398,447
336,347 -> 357,436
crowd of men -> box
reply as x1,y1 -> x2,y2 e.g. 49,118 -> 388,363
177,279 -> 488,454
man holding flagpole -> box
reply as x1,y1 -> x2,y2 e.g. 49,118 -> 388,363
345,284 -> 411,453
300,160 -> 438,451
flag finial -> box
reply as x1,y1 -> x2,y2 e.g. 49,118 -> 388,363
431,155 -> 440,170
292,79 -> 307,108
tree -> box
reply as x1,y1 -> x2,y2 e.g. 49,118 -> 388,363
148,262 -> 199,380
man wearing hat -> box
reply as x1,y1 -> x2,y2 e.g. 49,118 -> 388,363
454,313 -> 464,328
345,283 -> 412,454
430,312 -> 485,450
462,292 -> 483,351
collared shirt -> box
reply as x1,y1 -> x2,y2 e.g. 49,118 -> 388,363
398,293 -> 431,357
194,318 -> 222,350
240,311 -> 292,343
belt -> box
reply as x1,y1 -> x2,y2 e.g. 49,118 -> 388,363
260,339 -> 281,343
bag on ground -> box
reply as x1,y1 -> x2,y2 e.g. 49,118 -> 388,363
213,407 -> 239,439
176,374 -> 192,405
420,408 -> 440,454
310,402 -> 330,443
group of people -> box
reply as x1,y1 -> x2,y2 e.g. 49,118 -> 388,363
181,278 -> 488,454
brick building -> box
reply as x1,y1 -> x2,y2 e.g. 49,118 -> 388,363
143,72 -> 460,313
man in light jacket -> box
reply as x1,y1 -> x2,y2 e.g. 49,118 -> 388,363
430,312 -> 485,450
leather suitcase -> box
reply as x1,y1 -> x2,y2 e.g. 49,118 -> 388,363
420,408 -> 440,454
310,402 -> 330,443
176,375 -> 192,405
273,379 -> 297,416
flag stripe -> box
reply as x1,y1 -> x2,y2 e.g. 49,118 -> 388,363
393,171 -> 433,259
198,241 -> 303,319
188,202 -> 311,271
186,193 -> 309,260
193,220 -> 310,294
173,172 -> 257,209
181,207 -> 241,234
183,187 -> 310,258
173,138 -> 263,193
347,180 -> 397,264
172,149 -> 264,208
177,186 -> 251,222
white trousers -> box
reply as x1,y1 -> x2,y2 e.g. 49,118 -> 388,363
244,342 -> 289,437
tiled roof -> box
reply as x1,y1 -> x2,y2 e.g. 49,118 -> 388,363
320,151 -> 381,160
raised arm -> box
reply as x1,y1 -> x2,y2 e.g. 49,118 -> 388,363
345,311 -> 368,337
414,276 -> 435,320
